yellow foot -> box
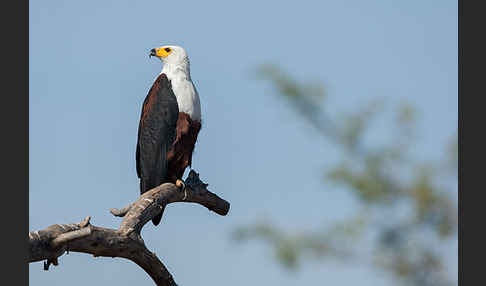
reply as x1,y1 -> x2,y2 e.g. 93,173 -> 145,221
175,179 -> 185,190
176,179 -> 188,200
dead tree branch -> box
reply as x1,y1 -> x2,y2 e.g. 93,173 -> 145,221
29,170 -> 230,286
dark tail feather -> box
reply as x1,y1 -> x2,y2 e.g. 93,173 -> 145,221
140,179 -> 146,195
140,179 -> 164,226
151,205 -> 165,226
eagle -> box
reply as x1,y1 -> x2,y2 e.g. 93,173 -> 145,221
137,45 -> 202,226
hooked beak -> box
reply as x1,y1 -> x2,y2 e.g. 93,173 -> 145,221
149,48 -> 157,58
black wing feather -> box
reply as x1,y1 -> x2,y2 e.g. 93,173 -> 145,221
136,74 -> 179,195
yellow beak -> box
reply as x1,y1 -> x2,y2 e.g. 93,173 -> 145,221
149,48 -> 171,58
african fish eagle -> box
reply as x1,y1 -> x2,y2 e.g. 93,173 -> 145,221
136,45 -> 202,226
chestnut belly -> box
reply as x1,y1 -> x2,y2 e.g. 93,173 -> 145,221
166,112 -> 202,181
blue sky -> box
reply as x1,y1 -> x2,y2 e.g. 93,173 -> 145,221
29,0 -> 457,285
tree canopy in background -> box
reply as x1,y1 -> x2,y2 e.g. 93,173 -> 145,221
234,64 -> 457,286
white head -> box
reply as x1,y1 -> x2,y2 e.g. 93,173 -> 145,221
149,45 -> 189,66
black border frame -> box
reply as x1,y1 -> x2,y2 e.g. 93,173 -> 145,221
3,0 -> 29,285
458,0 -> 483,285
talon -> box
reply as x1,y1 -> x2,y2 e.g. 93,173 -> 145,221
182,188 -> 188,200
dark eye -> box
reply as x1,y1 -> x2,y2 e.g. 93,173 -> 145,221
164,48 -> 171,52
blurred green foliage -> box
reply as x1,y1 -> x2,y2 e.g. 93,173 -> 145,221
234,64 -> 457,286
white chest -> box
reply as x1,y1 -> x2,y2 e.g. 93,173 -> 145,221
160,67 -> 201,121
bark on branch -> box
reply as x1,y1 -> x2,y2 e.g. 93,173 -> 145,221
29,170 -> 230,286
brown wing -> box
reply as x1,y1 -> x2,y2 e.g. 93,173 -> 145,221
136,74 -> 179,195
